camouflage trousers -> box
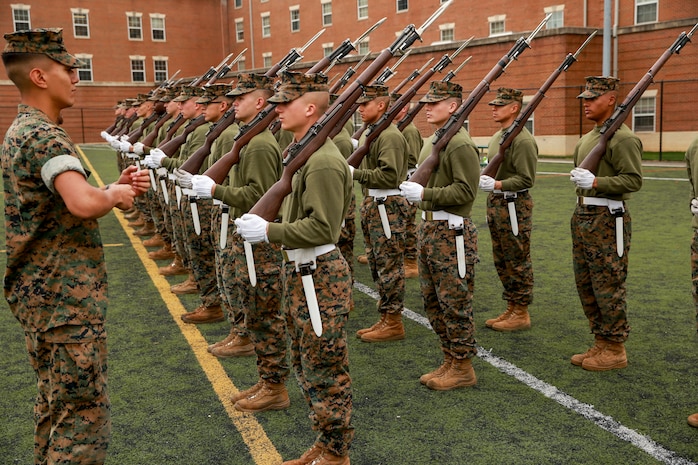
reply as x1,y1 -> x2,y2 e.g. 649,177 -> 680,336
571,203 -> 631,342
231,233 -> 289,383
181,198 -> 220,308
486,191 -> 534,305
691,229 -> 698,327
404,202 -> 419,261
215,217 -> 246,336
148,171 -> 170,242
25,326 -> 110,465
337,192 -> 357,283
359,195 -> 408,315
167,181 -> 189,268
283,249 -> 354,456
210,206 -> 235,321
418,218 -> 478,359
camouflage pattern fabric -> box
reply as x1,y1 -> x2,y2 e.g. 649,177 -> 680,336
403,202 -> 419,261
359,195 -> 409,314
486,191 -> 534,305
167,181 -> 190,268
181,198 -> 220,308
571,204 -> 631,342
210,206 -> 235,318
337,194 -> 357,282
282,249 -> 354,456
231,234 -> 288,383
219,229 -> 246,335
418,219 -> 478,359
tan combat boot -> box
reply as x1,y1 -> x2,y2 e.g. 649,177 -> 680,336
158,256 -> 188,276
404,258 -> 419,279
128,214 -> 145,228
123,209 -> 140,220
485,301 -> 514,328
142,233 -> 165,248
308,451 -> 350,465
359,312 -> 405,342
148,243 -> 176,261
581,340 -> 627,371
134,221 -> 156,237
281,442 -> 324,465
357,255 -> 368,264
419,352 -> 453,385
426,358 -> 477,390
570,336 -> 606,366
688,413 -> 698,428
211,335 -> 255,357
181,305 -> 224,324
355,313 -> 386,338
234,381 -> 290,413
491,303 -> 531,332
208,327 -> 236,353
170,274 -> 199,295
231,378 -> 265,403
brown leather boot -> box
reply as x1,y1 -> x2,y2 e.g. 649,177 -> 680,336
356,313 -> 385,337
208,327 -> 236,353
485,301 -> 514,328
404,258 -> 419,279
159,256 -> 188,276
211,335 -> 255,357
123,209 -> 140,220
231,378 -> 264,403
281,442 -> 324,465
142,233 -> 165,247
491,303 -> 531,332
170,274 -> 199,295
181,305 -> 224,324
357,255 -> 368,264
688,413 -> 698,428
308,451 -> 350,465
582,340 -> 627,371
359,312 -> 405,342
128,215 -> 145,228
133,221 -> 156,237
419,352 -> 453,385
571,336 -> 606,366
234,381 -> 290,413
148,243 -> 176,261
426,358 -> 477,390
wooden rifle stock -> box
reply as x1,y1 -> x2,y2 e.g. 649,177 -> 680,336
158,115 -> 206,156
158,114 -> 185,145
114,114 -> 138,137
579,23 -> 697,173
140,112 -> 173,148
482,31 -> 596,177
126,111 -> 160,144
180,108 -> 237,174
105,116 -> 122,135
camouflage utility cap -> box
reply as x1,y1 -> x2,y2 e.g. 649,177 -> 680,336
161,86 -> 182,102
197,83 -> 232,104
577,76 -> 620,99
3,28 -> 82,68
419,81 -> 463,103
267,71 -> 328,103
488,87 -> 523,106
173,86 -> 205,102
227,73 -> 274,96
147,89 -> 165,101
356,85 -> 390,104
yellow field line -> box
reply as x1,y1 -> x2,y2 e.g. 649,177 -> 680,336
78,146 -> 282,464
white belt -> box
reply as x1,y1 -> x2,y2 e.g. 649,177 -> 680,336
578,196 -> 622,207
368,188 -> 401,198
283,244 -> 335,271
213,199 -> 223,206
577,197 -> 626,257
168,173 -> 176,181
182,188 -> 195,196
492,189 -> 528,195
421,210 -> 464,229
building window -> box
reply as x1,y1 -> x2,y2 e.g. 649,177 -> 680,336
237,58 -> 246,71
127,12 -> 143,40
489,15 -> 506,37
235,19 -> 244,42
151,14 -> 166,41
263,52 -> 272,68
358,39 -> 369,55
234,0 -> 242,8
636,0 -> 657,25
130,57 -> 146,82
11,4 -> 31,31
153,58 -> 168,83
358,0 -> 368,20
71,9 -> 89,38
290,7 -> 300,32
261,13 -> 271,38
397,0 -> 408,12
633,94 -> 656,132
323,43 -> 334,57
439,23 -> 454,43
545,5 -> 564,29
76,54 -> 92,82
322,1 -> 332,26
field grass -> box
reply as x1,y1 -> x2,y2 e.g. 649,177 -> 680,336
1,145 -> 697,464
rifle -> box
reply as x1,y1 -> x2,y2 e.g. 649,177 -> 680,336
409,14 -> 550,186
140,111 -> 173,149
246,0 -> 453,221
482,31 -> 597,177
397,55 -> 471,131
158,114 -> 207,156
126,111 -> 160,143
347,39 -> 470,168
104,115 -> 122,135
114,112 -> 138,137
189,53 -> 234,87
205,49 -> 247,86
329,51 -> 371,94
205,21 -> 384,183
578,22 -> 698,173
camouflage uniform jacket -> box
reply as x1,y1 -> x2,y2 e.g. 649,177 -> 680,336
418,127 -> 480,218
487,126 -> 537,191
685,136 -> 698,229
2,105 -> 107,335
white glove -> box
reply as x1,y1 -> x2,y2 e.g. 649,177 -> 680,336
191,174 -> 215,198
120,134 -> 130,142
133,142 -> 145,155
100,131 -> 110,140
145,148 -> 167,168
109,138 -> 122,150
691,199 -> 698,216
351,138 -> 359,149
570,167 -> 595,190
119,140 -> 133,153
349,165 -> 355,177
479,175 -> 496,192
234,213 -> 269,244
175,168 -> 194,189
400,181 -> 424,203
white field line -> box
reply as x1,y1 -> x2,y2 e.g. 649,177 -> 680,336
353,281 -> 696,465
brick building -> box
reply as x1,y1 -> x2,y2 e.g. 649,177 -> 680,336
0,0 -> 696,154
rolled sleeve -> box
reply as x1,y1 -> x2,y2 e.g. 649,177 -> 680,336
41,155 -> 87,193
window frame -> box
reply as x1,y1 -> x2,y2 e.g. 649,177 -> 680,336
488,15 -> 507,37
126,12 -> 143,41
150,14 -> 166,42
235,18 -> 244,42
261,12 -> 271,38
321,0 -> 332,27
544,5 -> 564,29
290,6 -> 300,32
11,4 -> 31,31
357,0 -> 368,20
632,91 -> 656,132
71,8 -> 90,39
130,56 -> 146,82
396,0 -> 408,12
75,54 -> 93,82
635,0 -> 658,25
153,57 -> 168,83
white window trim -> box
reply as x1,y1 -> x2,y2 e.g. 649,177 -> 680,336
11,4 -> 31,31
126,12 -> 144,41
358,0 -> 368,20
235,18 -> 244,42
129,55 -> 146,82
75,53 -> 93,81
635,0 -> 658,25
150,13 -> 166,42
71,8 -> 90,39
632,91 -> 657,132
488,14 -> 509,37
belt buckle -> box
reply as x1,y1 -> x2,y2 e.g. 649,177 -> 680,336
425,211 -> 434,221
